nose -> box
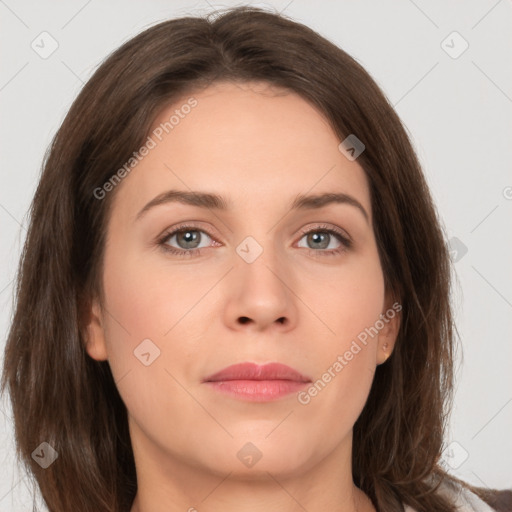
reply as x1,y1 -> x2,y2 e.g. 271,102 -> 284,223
223,248 -> 298,333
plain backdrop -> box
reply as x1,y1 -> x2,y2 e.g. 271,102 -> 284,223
1,0 -> 511,509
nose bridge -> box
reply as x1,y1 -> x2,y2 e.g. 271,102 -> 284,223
234,232 -> 287,292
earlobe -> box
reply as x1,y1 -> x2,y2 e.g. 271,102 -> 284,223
377,298 -> 401,365
82,298 -> 109,361
381,342 -> 390,362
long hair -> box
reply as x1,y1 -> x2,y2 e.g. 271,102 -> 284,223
0,6 -> 498,511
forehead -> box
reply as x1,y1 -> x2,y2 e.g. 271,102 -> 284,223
111,80 -> 371,220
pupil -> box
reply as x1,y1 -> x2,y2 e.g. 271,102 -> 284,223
310,232 -> 328,249
179,230 -> 199,248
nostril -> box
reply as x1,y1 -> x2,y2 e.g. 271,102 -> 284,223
239,317 -> 251,324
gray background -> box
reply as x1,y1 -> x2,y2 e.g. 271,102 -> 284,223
1,0 -> 511,509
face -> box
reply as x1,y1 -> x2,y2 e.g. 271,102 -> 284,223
85,80 -> 399,482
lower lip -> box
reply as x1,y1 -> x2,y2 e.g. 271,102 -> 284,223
205,380 -> 309,402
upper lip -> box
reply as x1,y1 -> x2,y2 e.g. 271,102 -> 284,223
203,362 -> 311,383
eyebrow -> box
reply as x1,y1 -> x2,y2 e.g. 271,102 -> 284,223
135,189 -> 369,223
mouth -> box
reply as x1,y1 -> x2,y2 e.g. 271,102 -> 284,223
202,362 -> 312,402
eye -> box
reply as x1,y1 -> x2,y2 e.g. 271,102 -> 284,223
157,223 -> 352,258
158,224 -> 216,257
296,224 -> 352,256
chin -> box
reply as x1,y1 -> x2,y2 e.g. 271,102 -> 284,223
186,435 -> 318,480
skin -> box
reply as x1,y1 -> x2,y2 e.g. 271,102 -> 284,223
84,81 -> 400,512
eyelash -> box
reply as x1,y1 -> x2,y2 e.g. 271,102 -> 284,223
156,223 -> 352,258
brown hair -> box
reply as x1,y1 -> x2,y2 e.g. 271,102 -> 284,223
0,6 -> 501,512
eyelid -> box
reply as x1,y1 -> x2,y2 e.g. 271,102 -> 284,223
158,220 -> 217,237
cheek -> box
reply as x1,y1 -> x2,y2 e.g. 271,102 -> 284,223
99,245 -> 221,404
305,245 -> 386,348
102,246 -> 211,343
99,249 -> 207,438
295,247 -> 384,429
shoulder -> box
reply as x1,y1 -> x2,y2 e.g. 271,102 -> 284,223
404,477 -> 512,512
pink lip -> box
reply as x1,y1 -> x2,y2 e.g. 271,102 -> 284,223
203,362 -> 311,402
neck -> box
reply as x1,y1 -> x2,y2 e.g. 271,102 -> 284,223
131,481 -> 374,512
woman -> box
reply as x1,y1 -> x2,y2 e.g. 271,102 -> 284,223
1,6 -> 510,512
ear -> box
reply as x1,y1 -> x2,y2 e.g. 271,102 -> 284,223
376,295 -> 402,365
82,297 -> 109,361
